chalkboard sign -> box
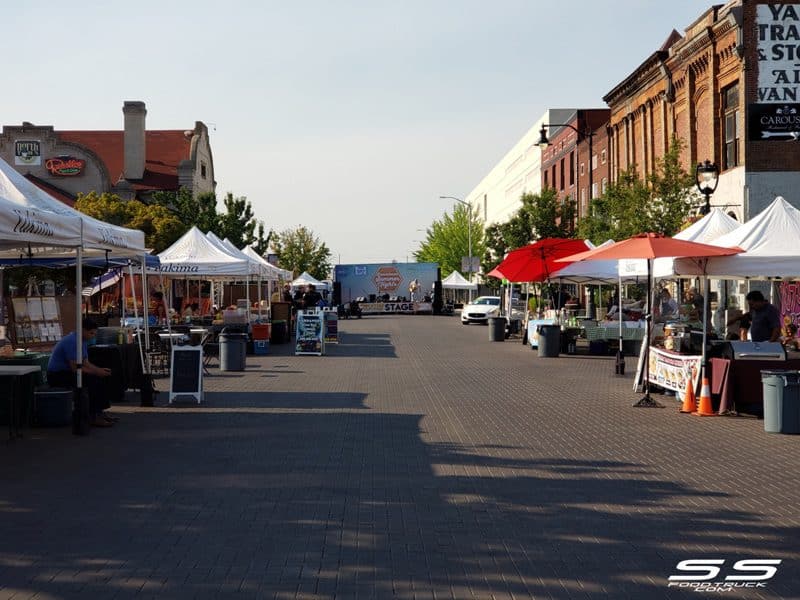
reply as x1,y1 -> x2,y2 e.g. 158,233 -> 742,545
169,346 -> 203,404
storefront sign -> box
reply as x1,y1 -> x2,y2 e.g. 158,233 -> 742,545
45,156 -> 85,176
748,103 -> 800,140
14,140 -> 41,165
648,346 -> 702,396
757,4 -> 800,103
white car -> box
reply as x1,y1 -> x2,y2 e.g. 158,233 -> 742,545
460,296 -> 502,324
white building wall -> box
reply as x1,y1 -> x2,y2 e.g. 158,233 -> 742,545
464,108 -> 577,226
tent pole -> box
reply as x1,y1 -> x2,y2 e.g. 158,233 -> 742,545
73,244 -> 88,435
142,259 -> 150,351
128,260 -> 148,381
633,259 -> 664,408
615,274 -> 625,375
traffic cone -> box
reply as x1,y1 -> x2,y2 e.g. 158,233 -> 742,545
679,381 -> 696,413
692,377 -> 717,417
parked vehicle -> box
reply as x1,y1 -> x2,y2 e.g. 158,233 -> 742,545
460,296 -> 501,325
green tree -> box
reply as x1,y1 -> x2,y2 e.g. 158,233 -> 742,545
150,188 -> 219,235
251,222 -> 272,256
577,137 -> 697,243
272,226 -> 332,280
75,191 -> 184,253
217,192 -> 257,248
414,203 -> 484,278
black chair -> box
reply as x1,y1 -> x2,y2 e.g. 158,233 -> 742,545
145,333 -> 169,376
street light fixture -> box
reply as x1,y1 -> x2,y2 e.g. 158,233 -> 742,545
537,123 -> 596,205
695,159 -> 719,215
439,195 -> 474,302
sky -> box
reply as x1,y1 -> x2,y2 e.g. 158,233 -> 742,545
4,0 -> 712,265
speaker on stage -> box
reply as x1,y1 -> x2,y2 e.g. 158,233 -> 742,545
433,280 -> 443,315
332,281 -> 342,306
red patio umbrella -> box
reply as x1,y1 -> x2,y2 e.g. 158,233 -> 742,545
558,233 -> 742,407
492,238 -> 591,283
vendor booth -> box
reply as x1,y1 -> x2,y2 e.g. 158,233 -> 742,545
0,156 -> 147,434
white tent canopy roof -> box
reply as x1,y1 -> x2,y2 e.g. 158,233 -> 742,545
651,208 -> 741,278
240,246 -> 293,280
442,271 -> 478,290
0,156 -> 145,257
156,226 -> 249,276
205,232 -> 262,276
292,271 -> 329,290
672,196 -> 800,279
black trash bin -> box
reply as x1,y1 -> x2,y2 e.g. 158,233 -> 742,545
538,324 -> 561,357
761,370 -> 800,434
219,331 -> 247,371
488,317 -> 506,342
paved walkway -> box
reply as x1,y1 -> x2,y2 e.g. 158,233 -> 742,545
1,315 -> 798,599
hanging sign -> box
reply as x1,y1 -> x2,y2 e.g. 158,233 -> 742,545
15,140 -> 41,165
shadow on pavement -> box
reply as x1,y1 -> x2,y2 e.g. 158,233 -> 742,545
328,332 -> 397,358
0,410 -> 797,599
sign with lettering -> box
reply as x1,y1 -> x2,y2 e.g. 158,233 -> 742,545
295,310 -> 324,355
333,262 -> 438,305
757,4 -> 800,103
169,346 -> 203,404
372,266 -> 403,293
748,103 -> 800,140
45,156 -> 85,176
647,346 -> 702,398
14,140 -> 41,165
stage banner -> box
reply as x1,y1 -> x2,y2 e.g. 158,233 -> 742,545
648,346 -> 702,397
358,301 -> 432,314
334,262 -> 439,304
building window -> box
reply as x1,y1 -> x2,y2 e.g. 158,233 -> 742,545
580,162 -> 585,176
544,171 -> 549,187
591,182 -> 598,198
551,165 -> 556,189
723,82 -> 740,170
559,158 -> 565,191
569,151 -> 575,186
601,149 -> 607,164
201,161 -> 207,179
602,178 -> 608,194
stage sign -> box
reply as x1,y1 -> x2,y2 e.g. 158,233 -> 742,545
334,262 -> 439,305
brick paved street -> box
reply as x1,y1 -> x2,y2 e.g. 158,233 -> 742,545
1,315 -> 799,599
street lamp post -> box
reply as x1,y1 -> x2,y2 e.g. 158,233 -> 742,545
695,159 -> 719,215
439,195 -> 473,303
537,122 -> 596,207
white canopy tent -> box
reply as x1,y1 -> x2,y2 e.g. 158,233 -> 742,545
241,246 -> 293,281
157,227 -> 248,276
652,208 -> 741,278
0,156 -> 147,433
441,271 -> 478,290
0,156 -> 145,258
672,196 -> 800,279
292,271 -> 330,291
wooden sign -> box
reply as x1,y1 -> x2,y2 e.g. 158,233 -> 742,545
169,346 -> 203,404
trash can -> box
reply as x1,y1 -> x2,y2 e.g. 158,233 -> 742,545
34,387 -> 73,427
488,317 -> 506,342
761,370 -> 800,434
271,320 -> 288,344
538,324 -> 561,358
219,331 -> 247,371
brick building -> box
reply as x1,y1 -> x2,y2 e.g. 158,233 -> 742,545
603,0 -> 800,222
539,109 -> 610,220
0,101 -> 215,207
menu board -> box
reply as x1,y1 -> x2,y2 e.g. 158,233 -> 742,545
169,346 -> 203,404
295,311 -> 324,356
323,311 -> 338,344
27,297 -> 44,321
12,298 -> 28,319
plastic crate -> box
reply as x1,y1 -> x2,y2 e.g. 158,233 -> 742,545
251,323 -> 271,340
254,340 -> 270,355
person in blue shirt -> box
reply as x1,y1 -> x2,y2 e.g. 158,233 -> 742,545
47,318 -> 113,427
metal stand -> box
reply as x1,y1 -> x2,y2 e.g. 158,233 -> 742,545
632,392 -> 665,408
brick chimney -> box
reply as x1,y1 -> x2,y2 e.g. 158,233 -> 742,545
123,101 -> 146,180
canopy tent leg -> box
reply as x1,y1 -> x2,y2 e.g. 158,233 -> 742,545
615,274 -> 625,375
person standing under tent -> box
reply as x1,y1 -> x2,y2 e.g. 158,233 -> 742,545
742,290 -> 781,343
